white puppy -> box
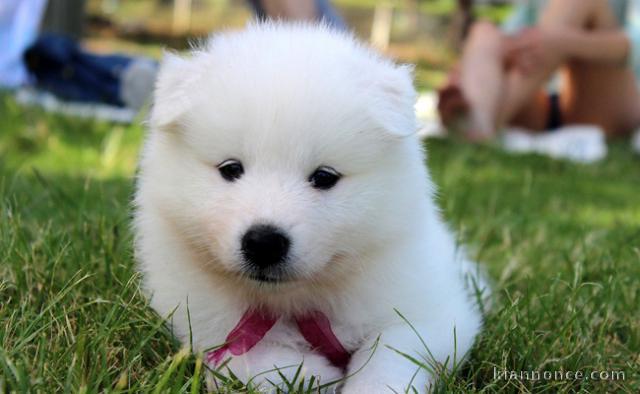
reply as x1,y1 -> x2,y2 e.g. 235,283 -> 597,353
135,23 -> 487,393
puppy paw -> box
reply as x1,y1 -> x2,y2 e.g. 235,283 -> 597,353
341,375 -> 432,394
207,344 -> 344,392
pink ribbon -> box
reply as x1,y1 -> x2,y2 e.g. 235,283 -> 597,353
206,308 -> 351,369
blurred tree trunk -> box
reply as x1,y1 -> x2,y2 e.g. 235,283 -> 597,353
173,0 -> 192,35
41,0 -> 87,39
449,0 -> 474,52
404,0 -> 419,34
370,3 -> 393,51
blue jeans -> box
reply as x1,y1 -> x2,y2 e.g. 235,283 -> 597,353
24,34 -> 136,106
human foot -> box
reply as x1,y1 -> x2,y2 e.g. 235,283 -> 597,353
437,73 -> 495,141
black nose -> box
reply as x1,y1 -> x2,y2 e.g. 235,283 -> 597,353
241,224 -> 290,269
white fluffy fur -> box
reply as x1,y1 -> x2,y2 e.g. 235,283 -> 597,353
135,23 -> 488,393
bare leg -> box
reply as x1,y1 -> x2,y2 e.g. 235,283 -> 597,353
454,0 -> 640,137
457,22 -> 556,135
438,22 -> 548,135
507,0 -> 640,136
546,1 -> 640,135
459,22 -> 508,138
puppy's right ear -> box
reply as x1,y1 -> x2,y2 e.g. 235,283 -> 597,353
150,51 -> 193,131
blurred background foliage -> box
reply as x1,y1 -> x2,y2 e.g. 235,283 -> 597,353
80,0 -> 513,91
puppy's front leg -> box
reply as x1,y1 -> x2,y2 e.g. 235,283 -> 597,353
342,325 -> 455,393
209,343 -> 344,392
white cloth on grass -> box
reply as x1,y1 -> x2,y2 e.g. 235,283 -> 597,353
15,87 -> 137,124
632,129 -> 640,154
502,125 -> 608,163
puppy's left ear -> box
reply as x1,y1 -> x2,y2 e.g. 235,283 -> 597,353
150,51 -> 194,131
369,64 -> 418,137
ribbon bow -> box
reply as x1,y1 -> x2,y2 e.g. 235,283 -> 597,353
206,308 -> 351,369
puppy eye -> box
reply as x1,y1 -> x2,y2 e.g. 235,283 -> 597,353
308,166 -> 341,190
217,159 -> 244,182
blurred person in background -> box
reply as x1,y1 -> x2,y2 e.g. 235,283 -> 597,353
250,0 -> 345,28
0,0 -> 48,89
0,0 -> 344,115
438,0 -> 640,158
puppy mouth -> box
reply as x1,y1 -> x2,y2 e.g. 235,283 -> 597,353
247,273 -> 288,284
241,254 -> 343,285
243,269 -> 295,284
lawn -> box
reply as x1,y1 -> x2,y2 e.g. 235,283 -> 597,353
1,93 -> 639,393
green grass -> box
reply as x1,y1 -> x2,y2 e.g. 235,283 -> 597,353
1,94 -> 639,393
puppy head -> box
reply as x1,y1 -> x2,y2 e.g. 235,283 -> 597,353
142,23 -> 428,289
